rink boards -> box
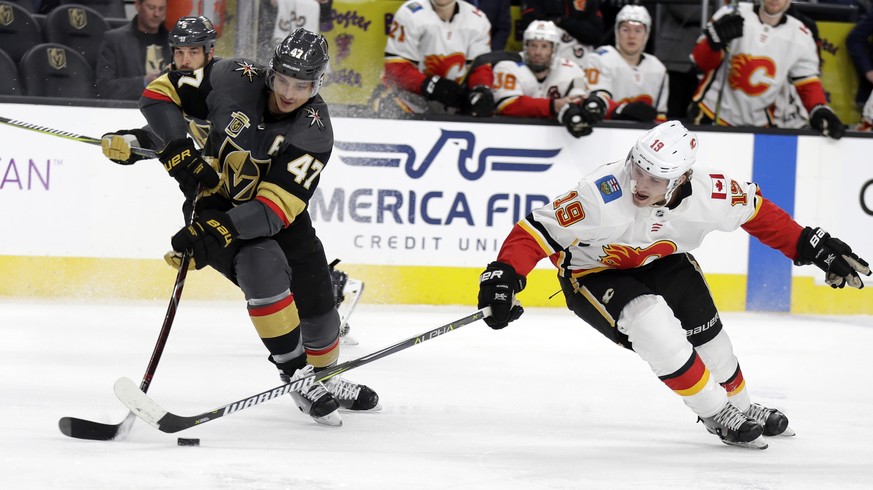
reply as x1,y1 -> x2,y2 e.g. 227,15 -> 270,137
0,103 -> 871,313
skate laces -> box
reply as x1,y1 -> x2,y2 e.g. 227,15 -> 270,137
326,376 -> 362,401
745,403 -> 771,425
282,365 -> 330,402
713,403 -> 750,431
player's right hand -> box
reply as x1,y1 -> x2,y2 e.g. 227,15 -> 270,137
614,101 -> 658,122
478,261 -> 526,329
704,13 -> 744,51
421,76 -> 466,109
558,101 -> 600,138
101,128 -> 153,165
158,138 -> 220,190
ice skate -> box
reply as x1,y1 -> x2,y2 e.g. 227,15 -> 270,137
324,375 -> 381,411
281,365 -> 342,426
746,402 -> 795,436
699,402 -> 767,449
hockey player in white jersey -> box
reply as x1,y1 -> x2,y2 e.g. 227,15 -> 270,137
690,0 -> 844,138
478,121 -> 870,449
856,91 -> 873,131
581,5 -> 667,123
370,0 -> 494,117
490,20 -> 605,137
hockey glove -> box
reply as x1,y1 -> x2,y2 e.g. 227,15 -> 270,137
582,96 -> 607,123
795,227 -> 871,289
421,75 -> 466,109
558,101 -> 599,138
466,85 -> 495,117
614,101 -> 658,122
478,261 -> 526,329
101,128 -> 154,165
170,210 -> 239,270
159,138 -> 220,191
809,105 -> 845,140
704,13 -> 744,51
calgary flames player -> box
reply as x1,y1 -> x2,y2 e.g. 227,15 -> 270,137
370,0 -> 494,117
690,0 -> 844,138
137,29 -> 380,427
581,5 -> 667,123
477,121 -> 870,449
489,20 -> 604,137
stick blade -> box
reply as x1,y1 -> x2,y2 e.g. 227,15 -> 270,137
58,416 -> 122,440
114,377 -> 167,429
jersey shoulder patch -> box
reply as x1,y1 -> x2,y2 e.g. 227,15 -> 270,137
595,174 -> 623,203
406,1 -> 424,13
288,97 -> 334,154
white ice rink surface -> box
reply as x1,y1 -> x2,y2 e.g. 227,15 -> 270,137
2,299 -> 872,489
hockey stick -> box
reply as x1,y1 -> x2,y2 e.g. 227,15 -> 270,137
114,307 -> 492,433
0,115 -> 156,158
58,190 -> 200,440
712,0 -> 739,125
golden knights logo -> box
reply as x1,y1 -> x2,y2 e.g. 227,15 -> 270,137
225,111 -> 251,138
218,138 -> 270,203
234,61 -> 260,82
305,107 -> 324,129
0,4 -> 14,26
48,48 -> 67,70
68,7 -> 87,30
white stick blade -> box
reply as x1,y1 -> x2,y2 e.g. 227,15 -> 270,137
113,377 -> 168,429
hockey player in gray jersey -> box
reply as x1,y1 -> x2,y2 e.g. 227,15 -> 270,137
133,29 -> 380,426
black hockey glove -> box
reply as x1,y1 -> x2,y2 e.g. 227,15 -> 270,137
558,101 -> 599,138
159,138 -> 220,191
614,101 -> 658,122
101,128 -> 154,165
582,96 -> 607,123
421,75 -> 466,109
704,13 -> 744,51
809,105 -> 845,140
795,227 -> 871,289
466,85 -> 495,117
170,210 -> 239,270
329,258 -> 349,309
478,261 -> 526,330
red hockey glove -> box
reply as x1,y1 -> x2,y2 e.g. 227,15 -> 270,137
478,261 -> 526,329
795,227 -> 871,289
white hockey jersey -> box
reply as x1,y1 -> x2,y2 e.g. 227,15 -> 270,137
271,0 -> 322,47
556,27 -> 594,67
512,160 -> 758,275
492,56 -> 587,106
385,0 -> 491,81
695,3 -> 820,127
581,45 -> 669,115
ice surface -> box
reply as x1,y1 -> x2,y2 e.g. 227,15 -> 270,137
2,299 -> 872,489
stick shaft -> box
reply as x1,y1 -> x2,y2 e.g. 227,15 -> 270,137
0,115 -> 156,158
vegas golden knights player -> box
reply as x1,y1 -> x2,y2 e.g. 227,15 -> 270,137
139,29 -> 380,426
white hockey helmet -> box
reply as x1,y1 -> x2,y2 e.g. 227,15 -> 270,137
614,5 -> 652,52
522,20 -> 560,71
626,121 -> 698,202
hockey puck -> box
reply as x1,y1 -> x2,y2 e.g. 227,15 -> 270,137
177,438 -> 200,446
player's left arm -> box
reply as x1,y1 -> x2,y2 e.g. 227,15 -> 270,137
741,188 -> 870,288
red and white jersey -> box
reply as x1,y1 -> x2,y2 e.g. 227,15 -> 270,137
581,45 -> 668,118
492,56 -> 587,117
692,3 -> 824,126
495,159 -> 803,278
385,0 -> 491,83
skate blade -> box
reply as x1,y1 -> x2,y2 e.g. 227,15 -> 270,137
768,426 -> 796,437
312,411 -> 343,427
340,403 -> 382,413
722,436 -> 768,450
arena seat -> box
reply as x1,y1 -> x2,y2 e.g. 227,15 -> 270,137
0,48 -> 22,95
45,3 -> 110,70
0,1 -> 43,63
60,0 -> 125,18
19,42 -> 95,98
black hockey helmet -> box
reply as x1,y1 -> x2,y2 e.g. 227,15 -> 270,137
169,16 -> 217,51
268,28 -> 330,97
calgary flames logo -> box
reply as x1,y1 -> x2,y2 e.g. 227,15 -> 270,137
423,53 -> 467,81
600,241 -> 678,269
728,54 -> 776,96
